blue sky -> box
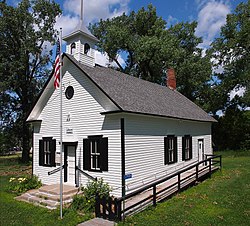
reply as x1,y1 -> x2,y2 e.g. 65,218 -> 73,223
47,0 -> 246,66
53,0 -> 246,48
7,0 -> 246,50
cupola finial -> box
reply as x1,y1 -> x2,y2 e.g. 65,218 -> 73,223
80,0 -> 84,26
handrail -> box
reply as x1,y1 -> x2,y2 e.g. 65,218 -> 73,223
117,155 -> 221,201
76,166 -> 97,181
48,165 -> 64,175
95,154 -> 222,221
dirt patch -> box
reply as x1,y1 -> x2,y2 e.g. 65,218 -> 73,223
0,165 -> 32,176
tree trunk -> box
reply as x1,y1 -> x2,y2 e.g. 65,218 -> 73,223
21,81 -> 31,163
21,121 -> 30,163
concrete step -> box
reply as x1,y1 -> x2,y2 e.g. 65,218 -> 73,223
15,193 -> 59,209
15,184 -> 80,210
39,184 -> 79,195
28,190 -> 78,202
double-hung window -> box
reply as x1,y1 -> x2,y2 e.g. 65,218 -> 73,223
182,135 -> 192,161
39,137 -> 56,167
83,136 -> 108,172
90,139 -> 100,170
164,135 -> 177,164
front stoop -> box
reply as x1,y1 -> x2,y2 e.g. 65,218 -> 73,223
78,218 -> 117,226
15,184 -> 80,210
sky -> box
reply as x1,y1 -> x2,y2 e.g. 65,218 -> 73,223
50,0 -> 246,65
53,0 -> 247,107
5,0 -> 248,111
7,0 -> 247,59
53,0 -> 246,48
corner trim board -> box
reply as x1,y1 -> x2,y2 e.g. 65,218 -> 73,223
121,118 -> 125,197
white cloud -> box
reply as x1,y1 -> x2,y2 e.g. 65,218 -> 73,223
230,86 -> 246,101
95,51 -> 126,68
63,0 -> 130,24
54,0 -> 130,44
95,51 -> 109,67
55,15 -> 79,37
167,15 -> 178,26
195,1 -> 230,49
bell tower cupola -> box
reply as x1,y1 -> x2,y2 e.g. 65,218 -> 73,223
63,0 -> 98,67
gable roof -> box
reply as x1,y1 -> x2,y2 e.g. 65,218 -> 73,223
64,54 -> 216,123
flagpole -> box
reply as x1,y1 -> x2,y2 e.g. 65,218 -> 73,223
59,27 -> 63,220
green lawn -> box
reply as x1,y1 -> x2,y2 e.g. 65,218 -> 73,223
121,150 -> 250,226
1,151 -> 249,226
0,156 -> 92,226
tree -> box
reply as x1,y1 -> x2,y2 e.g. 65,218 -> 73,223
210,0 -> 250,112
0,0 -> 61,162
213,106 -> 250,150
210,1 -> 250,150
90,4 -> 212,107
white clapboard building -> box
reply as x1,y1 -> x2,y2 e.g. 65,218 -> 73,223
26,21 -> 216,197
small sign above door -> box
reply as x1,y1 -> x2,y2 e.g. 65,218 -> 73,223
66,128 -> 73,134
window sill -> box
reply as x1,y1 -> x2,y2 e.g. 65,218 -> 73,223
165,161 -> 177,165
40,164 -> 54,167
87,169 -> 103,173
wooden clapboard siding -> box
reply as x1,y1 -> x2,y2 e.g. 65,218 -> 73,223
32,59 -> 213,198
33,62 -> 122,197
124,114 -> 212,193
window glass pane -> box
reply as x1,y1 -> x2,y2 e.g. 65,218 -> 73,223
96,156 -> 100,169
95,141 -> 98,153
92,155 -> 96,169
167,137 -> 176,163
47,152 -> 50,165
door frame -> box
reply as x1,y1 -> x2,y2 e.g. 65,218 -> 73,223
63,142 -> 77,184
198,139 -> 204,163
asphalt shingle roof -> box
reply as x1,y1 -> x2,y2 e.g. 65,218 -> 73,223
65,54 -> 216,123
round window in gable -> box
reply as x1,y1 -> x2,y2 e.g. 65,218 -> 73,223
65,86 -> 74,99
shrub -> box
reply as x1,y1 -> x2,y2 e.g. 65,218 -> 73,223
71,178 -> 111,212
8,175 -> 42,194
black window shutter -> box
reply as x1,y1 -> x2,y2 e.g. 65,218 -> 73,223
182,136 -> 185,161
83,139 -> 91,170
189,136 -> 192,160
174,136 -> 178,163
164,137 -> 168,165
51,139 -> 56,167
100,137 -> 108,171
39,140 -> 44,166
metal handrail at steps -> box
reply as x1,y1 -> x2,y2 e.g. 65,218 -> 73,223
48,165 -> 64,175
76,166 -> 97,182
95,154 -> 222,221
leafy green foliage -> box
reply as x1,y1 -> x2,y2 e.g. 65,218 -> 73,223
210,0 -> 250,111
71,178 -> 111,212
90,4 -> 212,107
8,175 -> 42,194
213,107 -> 250,151
0,0 -> 61,162
209,1 -> 250,150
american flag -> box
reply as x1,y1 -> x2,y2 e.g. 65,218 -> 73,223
53,39 -> 60,89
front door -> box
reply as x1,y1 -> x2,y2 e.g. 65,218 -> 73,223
198,139 -> 204,163
64,145 -> 76,185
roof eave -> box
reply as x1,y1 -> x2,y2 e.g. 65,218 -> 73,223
100,110 -> 217,123
63,30 -> 99,42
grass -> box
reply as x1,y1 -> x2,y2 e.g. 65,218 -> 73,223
1,151 -> 249,226
0,155 -> 92,226
120,150 -> 250,226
